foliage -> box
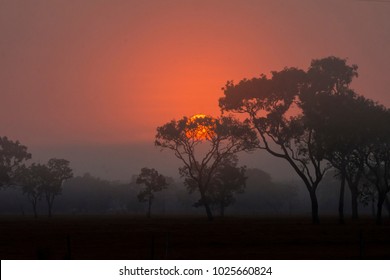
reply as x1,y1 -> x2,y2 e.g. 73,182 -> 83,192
186,155 -> 246,216
136,167 -> 168,218
136,168 -> 168,201
363,107 -> 390,224
18,164 -> 49,218
40,158 -> 73,217
0,136 -> 31,187
156,115 -> 258,220
218,57 -> 363,223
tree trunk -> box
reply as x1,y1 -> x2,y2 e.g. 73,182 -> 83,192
220,202 -> 225,218
32,200 -> 38,219
372,199 -> 376,217
199,187 -> 213,221
376,193 -> 386,225
385,196 -> 390,217
351,188 -> 359,220
48,204 -> 52,218
338,174 -> 345,224
47,196 -> 54,218
147,197 -> 152,218
204,202 -> 213,221
309,189 -> 320,224
201,193 -> 213,221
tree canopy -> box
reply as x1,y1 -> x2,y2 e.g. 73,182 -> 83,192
218,56 -> 363,223
193,155 -> 247,217
41,158 -> 73,217
0,136 -> 31,188
18,163 -> 49,218
136,167 -> 168,218
155,114 -> 258,220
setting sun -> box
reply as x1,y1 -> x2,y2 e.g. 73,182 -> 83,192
185,114 -> 216,140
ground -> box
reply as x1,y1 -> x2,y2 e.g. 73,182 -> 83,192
1,215 -> 390,259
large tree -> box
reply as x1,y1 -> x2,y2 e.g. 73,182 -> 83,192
219,57 -> 359,223
306,91 -> 376,223
155,114 -> 257,221
136,167 -> 168,218
300,57 -> 365,223
0,136 -> 31,187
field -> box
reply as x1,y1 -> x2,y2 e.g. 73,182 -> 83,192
1,215 -> 390,260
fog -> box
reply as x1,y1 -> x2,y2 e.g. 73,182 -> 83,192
0,172 -> 376,218
28,142 -> 294,183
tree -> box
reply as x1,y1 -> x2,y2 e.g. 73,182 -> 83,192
186,155 -> 246,217
300,57 -> 368,223
363,106 -> 390,225
18,164 -> 49,218
210,156 -> 247,217
0,136 -> 31,187
308,92 -> 375,223
219,58 -> 360,223
41,158 -> 73,217
155,114 -> 258,221
135,167 -> 168,218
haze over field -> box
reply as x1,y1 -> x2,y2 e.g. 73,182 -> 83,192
1,0 -> 390,180
3,2 -> 390,261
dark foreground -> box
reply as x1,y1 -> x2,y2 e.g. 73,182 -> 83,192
1,215 -> 390,260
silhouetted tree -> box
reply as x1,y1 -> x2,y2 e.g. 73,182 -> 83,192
41,158 -> 73,217
136,167 -> 168,218
155,115 -> 257,221
18,164 -> 48,218
301,58 -> 360,223
211,156 -> 247,217
219,68 -> 326,223
186,155 -> 246,217
220,61 -> 338,223
322,95 -> 378,222
299,61 -> 379,223
0,136 -> 31,187
363,107 -> 390,225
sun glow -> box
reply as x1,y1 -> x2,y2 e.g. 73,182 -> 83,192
185,114 -> 216,140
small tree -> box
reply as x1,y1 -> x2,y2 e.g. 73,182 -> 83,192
136,167 -> 168,218
186,155 -> 246,217
19,164 -> 48,219
156,114 -> 257,221
0,136 -> 31,187
41,158 -> 73,217
212,156 -> 246,217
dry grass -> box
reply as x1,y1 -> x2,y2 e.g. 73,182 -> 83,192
1,215 -> 390,259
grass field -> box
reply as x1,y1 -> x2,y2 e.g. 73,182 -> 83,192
1,215 -> 390,260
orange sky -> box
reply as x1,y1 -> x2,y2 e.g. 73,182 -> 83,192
1,0 -> 390,147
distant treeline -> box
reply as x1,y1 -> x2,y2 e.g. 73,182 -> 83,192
0,170 -> 381,217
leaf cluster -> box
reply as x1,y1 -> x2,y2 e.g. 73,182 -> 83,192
136,167 -> 168,202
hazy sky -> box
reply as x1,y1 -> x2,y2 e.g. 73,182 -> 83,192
1,0 -> 390,179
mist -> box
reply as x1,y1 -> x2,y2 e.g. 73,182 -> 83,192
27,142 -> 294,182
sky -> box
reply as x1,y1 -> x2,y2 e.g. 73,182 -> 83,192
1,0 -> 390,180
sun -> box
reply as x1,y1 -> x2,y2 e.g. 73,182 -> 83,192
185,114 -> 216,140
